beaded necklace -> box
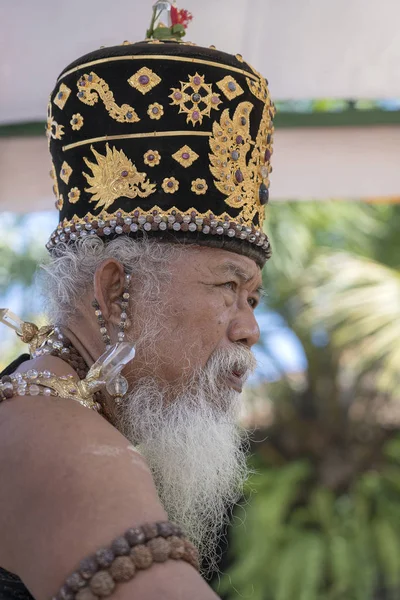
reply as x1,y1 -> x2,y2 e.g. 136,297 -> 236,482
32,325 -> 90,379
0,326 -> 105,412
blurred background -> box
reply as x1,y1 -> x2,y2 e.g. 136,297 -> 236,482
1,1 -> 400,598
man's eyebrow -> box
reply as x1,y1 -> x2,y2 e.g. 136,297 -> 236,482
216,262 -> 266,296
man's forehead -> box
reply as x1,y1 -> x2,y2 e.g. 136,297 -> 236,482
214,260 -> 259,282
202,250 -> 262,284
173,247 -> 262,283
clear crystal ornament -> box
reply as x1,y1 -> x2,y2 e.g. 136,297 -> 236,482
0,309 -> 24,335
152,1 -> 172,29
106,374 -> 129,397
95,343 -> 135,381
81,342 -> 135,400
27,369 -> 38,380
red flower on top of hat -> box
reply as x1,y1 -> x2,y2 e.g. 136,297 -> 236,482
170,4 -> 193,29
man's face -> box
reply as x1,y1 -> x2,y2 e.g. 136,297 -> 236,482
118,246 -> 262,573
127,246 -> 262,388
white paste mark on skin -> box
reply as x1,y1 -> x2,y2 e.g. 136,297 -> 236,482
83,444 -> 124,457
81,444 -> 151,475
127,445 -> 152,474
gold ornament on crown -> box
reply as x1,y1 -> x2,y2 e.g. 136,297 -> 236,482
77,72 -> 140,124
208,101 -> 258,223
83,144 -> 156,211
53,83 -> 71,110
208,66 -> 274,227
46,103 -> 64,148
169,72 -> 222,126
246,68 -> 275,217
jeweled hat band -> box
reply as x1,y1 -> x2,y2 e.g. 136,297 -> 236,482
46,40 -> 275,263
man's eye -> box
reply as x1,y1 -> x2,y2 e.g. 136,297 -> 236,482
248,297 -> 258,309
221,281 -> 237,291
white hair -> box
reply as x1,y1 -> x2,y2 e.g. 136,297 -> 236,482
38,236 -> 186,324
39,236 -> 255,572
117,345 -> 256,575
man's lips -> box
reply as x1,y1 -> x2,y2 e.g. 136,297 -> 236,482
226,371 -> 245,392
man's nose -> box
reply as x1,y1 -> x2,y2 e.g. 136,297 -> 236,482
227,306 -> 260,348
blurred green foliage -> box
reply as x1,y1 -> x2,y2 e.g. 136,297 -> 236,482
217,202 -> 400,600
0,214 -> 47,368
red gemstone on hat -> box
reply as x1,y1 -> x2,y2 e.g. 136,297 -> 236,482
264,149 -> 272,162
174,92 -> 182,100
139,75 -> 150,85
236,135 -> 243,144
211,96 -> 219,104
121,170 -> 128,177
182,152 -> 190,159
192,111 -> 200,121
193,76 -> 201,85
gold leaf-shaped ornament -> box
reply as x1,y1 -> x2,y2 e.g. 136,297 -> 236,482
209,101 -> 257,223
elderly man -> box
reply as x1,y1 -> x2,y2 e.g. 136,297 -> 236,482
0,9 -> 274,599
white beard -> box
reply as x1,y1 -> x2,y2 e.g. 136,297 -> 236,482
116,346 -> 256,574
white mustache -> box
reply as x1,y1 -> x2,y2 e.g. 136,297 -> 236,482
205,345 -> 257,382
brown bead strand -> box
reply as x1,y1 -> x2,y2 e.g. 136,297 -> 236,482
43,327 -> 89,380
55,521 -> 199,600
0,376 -> 13,401
91,300 -> 111,349
117,275 -> 131,343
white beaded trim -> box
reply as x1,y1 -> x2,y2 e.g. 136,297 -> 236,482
46,210 -> 271,258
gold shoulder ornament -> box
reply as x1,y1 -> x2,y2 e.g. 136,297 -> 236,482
0,310 -> 136,412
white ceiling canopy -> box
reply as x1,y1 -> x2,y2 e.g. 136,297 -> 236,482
1,0 -> 400,125
1,0 -> 399,209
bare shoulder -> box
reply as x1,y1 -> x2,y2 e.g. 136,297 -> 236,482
0,356 -> 166,598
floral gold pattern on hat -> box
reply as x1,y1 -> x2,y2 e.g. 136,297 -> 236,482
68,187 -> 80,204
60,161 -> 73,185
162,177 -> 179,194
70,113 -> 84,130
77,72 -> 140,124
169,72 -> 222,126
144,150 -> 161,166
191,178 -> 208,195
53,83 -> 71,110
216,76 -> 244,100
83,144 -> 156,211
128,67 -> 161,95
172,145 -> 199,168
147,103 -> 164,120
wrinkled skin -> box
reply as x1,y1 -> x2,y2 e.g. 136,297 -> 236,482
91,246 -> 263,391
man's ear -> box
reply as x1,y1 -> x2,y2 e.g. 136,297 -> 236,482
93,259 -> 126,324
